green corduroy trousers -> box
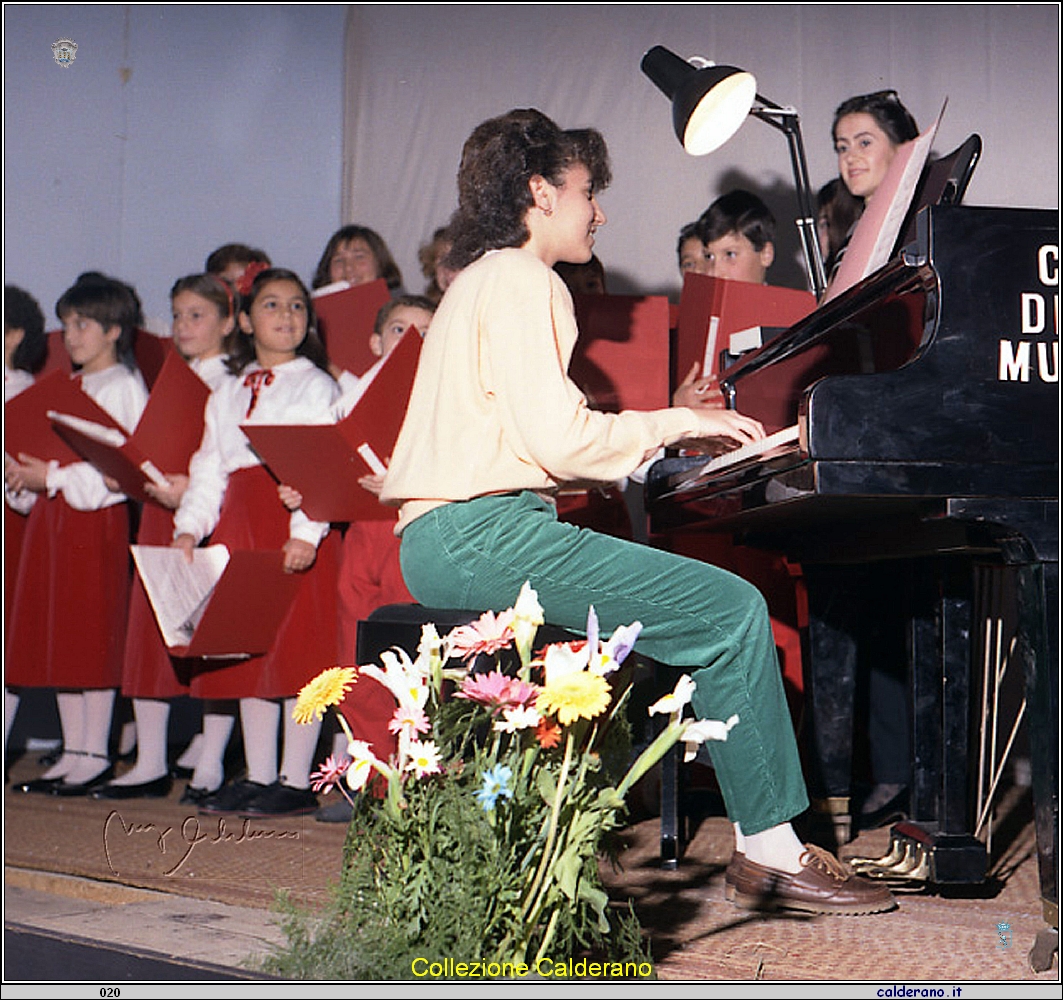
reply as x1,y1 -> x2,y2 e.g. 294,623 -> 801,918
399,491 -> 808,834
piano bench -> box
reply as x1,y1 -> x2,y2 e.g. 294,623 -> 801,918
355,604 -> 692,867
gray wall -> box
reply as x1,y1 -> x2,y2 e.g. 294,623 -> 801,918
4,5 -> 346,332
4,4 -> 1059,335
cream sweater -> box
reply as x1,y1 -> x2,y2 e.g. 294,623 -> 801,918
380,247 -> 702,531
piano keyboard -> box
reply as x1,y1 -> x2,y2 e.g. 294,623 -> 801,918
676,424 -> 801,491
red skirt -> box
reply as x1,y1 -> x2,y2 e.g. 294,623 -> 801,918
336,518 -> 413,662
189,466 -> 340,700
5,503 -> 29,629
121,502 -> 194,699
5,496 -> 131,689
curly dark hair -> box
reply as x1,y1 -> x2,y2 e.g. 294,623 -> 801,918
311,225 -> 403,291
832,90 -> 919,147
445,109 -> 612,270
226,267 -> 332,377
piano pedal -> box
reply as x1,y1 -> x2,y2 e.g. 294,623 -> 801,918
848,837 -> 906,874
850,837 -> 932,883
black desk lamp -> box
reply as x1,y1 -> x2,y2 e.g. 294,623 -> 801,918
641,45 -> 827,298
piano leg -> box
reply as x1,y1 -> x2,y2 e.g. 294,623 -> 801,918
905,558 -> 986,883
1018,558 -> 1058,968
802,566 -> 860,848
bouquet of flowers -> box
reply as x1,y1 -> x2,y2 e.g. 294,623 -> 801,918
272,582 -> 737,980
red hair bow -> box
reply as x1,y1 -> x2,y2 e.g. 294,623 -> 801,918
236,261 -> 270,298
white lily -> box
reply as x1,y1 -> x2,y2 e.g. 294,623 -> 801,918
647,674 -> 697,719
361,648 -> 429,711
345,739 -> 382,791
681,714 -> 740,762
541,640 -> 590,684
511,580 -> 544,664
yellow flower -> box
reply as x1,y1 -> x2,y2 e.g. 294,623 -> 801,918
292,666 -> 358,724
537,671 -> 611,726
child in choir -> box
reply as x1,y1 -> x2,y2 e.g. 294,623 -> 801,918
695,190 -> 776,285
91,273 -> 236,800
205,243 -> 272,287
312,225 -> 403,294
4,285 -> 48,751
671,192 -> 777,409
7,274 -> 149,794
172,267 -> 341,818
677,220 -> 710,277
417,226 -> 459,303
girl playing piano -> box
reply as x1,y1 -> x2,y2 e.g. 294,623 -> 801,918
381,108 -> 895,915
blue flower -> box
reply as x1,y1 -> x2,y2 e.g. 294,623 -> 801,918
475,764 -> 514,812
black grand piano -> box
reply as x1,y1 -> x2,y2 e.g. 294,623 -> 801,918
647,206 -> 1058,918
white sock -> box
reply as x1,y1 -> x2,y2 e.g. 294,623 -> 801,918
118,717 -> 137,756
44,692 -> 85,780
733,822 -> 746,854
279,697 -> 321,789
240,697 -> 280,786
189,708 -> 234,793
176,731 -> 203,770
64,689 -> 115,784
743,823 -> 806,874
111,699 -> 169,784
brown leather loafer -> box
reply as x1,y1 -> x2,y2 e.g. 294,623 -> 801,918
730,844 -> 896,915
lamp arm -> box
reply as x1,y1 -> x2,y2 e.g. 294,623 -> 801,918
752,97 -> 827,297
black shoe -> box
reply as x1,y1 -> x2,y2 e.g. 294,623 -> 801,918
198,779 -> 270,815
15,776 -> 68,794
53,764 -> 116,797
91,774 -> 173,800
179,784 -> 217,805
314,797 -> 355,823
241,782 -> 318,818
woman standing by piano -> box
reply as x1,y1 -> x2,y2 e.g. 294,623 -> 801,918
381,107 -> 895,916
812,91 -> 921,829
828,90 -> 920,278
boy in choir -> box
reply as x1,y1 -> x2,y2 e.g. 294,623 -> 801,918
695,189 -> 776,285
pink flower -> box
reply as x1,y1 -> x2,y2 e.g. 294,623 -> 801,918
310,753 -> 351,794
388,703 -> 431,737
456,669 -> 540,713
446,610 -> 516,661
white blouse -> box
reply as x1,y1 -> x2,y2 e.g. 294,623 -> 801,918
44,364 -> 149,511
173,357 -> 340,546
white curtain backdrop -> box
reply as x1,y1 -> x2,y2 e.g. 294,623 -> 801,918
341,4 -> 1059,298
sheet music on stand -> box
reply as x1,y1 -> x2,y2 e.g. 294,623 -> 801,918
823,101 -> 946,303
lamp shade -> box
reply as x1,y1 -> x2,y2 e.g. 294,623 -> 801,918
640,45 -> 757,156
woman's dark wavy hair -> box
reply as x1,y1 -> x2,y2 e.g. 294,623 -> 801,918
311,225 -> 403,291
55,272 -> 143,370
5,285 -> 48,374
832,90 -> 919,146
445,108 -> 612,270
226,267 -> 332,377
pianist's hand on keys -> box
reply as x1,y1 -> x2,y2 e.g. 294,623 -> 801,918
672,407 -> 766,457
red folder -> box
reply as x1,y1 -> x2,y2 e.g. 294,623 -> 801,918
44,353 -> 210,503
673,274 -> 816,387
312,279 -> 391,377
568,292 -> 671,412
4,369 -> 122,465
242,328 -> 422,522
132,545 -> 304,657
